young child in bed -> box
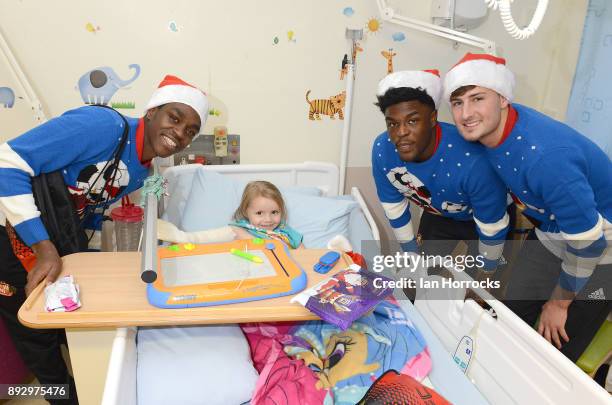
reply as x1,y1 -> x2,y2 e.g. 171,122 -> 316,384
158,180 -> 304,249
230,180 -> 304,249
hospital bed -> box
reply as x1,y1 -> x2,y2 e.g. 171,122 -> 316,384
101,162 -> 610,405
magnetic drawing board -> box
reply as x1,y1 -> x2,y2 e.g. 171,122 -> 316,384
147,238 -> 307,308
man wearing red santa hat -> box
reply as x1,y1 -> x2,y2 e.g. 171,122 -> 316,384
0,74 -> 208,404
372,69 -> 511,280
445,52 -> 611,361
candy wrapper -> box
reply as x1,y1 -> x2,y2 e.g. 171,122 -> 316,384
291,264 -> 393,330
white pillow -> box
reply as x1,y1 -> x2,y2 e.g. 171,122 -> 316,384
137,325 -> 258,405
180,170 -> 357,248
163,167 -> 322,226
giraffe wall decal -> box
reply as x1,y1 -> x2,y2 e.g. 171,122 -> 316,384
352,42 -> 364,64
339,54 -> 349,80
340,43 -> 364,80
381,48 -> 397,74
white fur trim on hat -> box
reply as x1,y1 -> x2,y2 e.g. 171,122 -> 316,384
377,70 -> 442,109
443,53 -> 515,103
145,76 -> 209,133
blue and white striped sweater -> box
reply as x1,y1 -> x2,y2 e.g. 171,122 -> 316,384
372,122 -> 510,268
487,103 -> 612,292
0,106 -> 149,246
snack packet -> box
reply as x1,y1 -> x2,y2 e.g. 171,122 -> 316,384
291,264 -> 393,329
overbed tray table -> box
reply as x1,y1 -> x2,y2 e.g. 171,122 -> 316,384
18,249 -> 344,404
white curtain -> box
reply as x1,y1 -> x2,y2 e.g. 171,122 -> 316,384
565,0 -> 612,158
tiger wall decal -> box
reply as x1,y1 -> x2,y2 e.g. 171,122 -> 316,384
305,90 -> 346,120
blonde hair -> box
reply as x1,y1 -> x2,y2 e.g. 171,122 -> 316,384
233,181 -> 287,222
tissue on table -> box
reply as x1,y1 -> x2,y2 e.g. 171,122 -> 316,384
45,275 -> 81,312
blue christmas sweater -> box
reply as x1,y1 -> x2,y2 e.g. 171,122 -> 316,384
372,122 -> 510,269
0,106 -> 150,246
486,103 -> 612,292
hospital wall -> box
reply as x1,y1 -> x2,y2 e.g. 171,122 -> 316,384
0,0 -> 588,251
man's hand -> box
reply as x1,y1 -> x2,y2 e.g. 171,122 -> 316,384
26,240 -> 61,296
538,285 -> 574,349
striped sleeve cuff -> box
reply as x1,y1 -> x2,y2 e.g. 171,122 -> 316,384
473,213 -> 510,240
382,200 -> 410,220
558,270 -> 590,293
478,239 -> 504,272
388,208 -> 411,228
481,257 -> 499,272
566,235 -> 607,258
392,220 -> 415,244
560,234 -> 607,287
13,216 -> 49,246
400,239 -> 418,253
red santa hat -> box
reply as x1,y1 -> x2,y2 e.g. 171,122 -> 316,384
443,53 -> 515,103
377,69 -> 442,109
145,75 -> 209,132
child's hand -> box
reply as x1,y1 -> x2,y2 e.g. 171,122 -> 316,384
158,220 -> 237,244
157,219 -> 186,243
231,226 -> 254,241
190,227 -> 236,243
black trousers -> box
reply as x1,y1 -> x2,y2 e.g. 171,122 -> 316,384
0,226 -> 78,404
417,209 -> 516,279
503,230 -> 612,362
418,211 -> 481,253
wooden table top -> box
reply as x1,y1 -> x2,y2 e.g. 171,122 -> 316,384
19,249 -> 347,329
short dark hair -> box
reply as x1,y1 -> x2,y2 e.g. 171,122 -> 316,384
450,85 -> 476,100
375,87 -> 435,114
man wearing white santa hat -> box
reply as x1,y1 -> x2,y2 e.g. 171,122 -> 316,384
0,74 -> 208,403
372,69 -> 511,282
445,52 -> 611,362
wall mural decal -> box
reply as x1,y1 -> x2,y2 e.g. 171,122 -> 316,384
305,90 -> 346,120
343,7 -> 355,17
85,22 -> 101,34
77,64 -> 141,105
168,21 -> 179,32
287,30 -> 296,43
0,87 -> 15,108
381,48 -> 396,74
273,36 -> 279,45
366,17 -> 382,35
392,32 -> 406,42
339,43 -> 363,80
352,42 -> 363,64
339,54 -> 349,80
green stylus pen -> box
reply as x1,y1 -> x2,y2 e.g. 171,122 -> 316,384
230,248 -> 263,263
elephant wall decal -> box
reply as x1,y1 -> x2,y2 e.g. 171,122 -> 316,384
0,87 -> 15,108
77,64 -> 141,105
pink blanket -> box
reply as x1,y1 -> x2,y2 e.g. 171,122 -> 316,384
242,300 -> 431,405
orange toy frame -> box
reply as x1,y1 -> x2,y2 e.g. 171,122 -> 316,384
148,238 -> 307,308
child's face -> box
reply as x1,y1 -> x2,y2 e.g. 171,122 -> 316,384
246,196 -> 282,231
